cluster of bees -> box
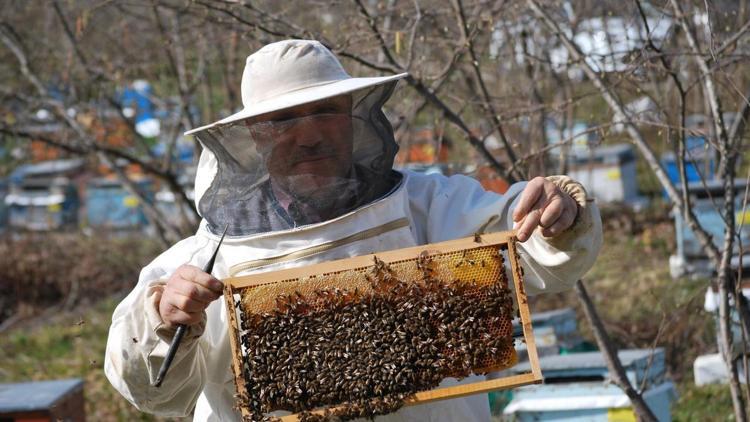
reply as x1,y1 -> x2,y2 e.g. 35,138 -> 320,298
236,254 -> 515,421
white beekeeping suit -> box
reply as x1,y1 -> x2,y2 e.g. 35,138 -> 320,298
105,39 -> 602,422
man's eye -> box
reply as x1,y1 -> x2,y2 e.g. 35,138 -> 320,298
316,107 -> 341,114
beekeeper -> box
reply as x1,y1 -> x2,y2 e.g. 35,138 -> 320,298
105,39 -> 602,421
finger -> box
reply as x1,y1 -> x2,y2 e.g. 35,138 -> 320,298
516,190 -> 547,241
541,202 -> 577,237
163,304 -> 203,326
512,177 -> 545,222
170,279 -> 222,304
177,265 -> 224,293
168,292 -> 210,313
539,196 -> 564,229
516,208 -> 543,242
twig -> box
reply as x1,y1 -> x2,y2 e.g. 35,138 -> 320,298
189,0 -> 518,182
670,1 -> 747,419
356,0 -> 517,181
526,0 -> 722,270
504,123 -> 615,175
452,0 -> 523,181
0,22 -> 181,246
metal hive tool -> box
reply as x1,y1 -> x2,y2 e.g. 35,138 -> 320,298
223,230 -> 542,421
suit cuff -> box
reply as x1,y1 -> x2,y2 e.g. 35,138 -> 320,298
145,279 -> 206,344
542,175 -> 595,248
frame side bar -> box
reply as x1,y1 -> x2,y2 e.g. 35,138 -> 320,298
224,284 -> 252,420
506,237 -> 543,381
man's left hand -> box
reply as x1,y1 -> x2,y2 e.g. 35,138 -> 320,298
512,177 -> 578,242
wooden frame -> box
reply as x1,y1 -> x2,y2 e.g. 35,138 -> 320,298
223,231 -> 542,421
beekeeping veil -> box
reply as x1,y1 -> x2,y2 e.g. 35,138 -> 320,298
185,40 -> 408,236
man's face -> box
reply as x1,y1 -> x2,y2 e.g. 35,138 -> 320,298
247,95 -> 354,201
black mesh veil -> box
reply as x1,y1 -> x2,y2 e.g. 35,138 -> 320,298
194,81 -> 401,236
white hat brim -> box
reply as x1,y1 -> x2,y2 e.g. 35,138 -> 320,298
185,73 -> 409,136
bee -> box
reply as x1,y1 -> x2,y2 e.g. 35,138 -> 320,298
234,262 -> 518,420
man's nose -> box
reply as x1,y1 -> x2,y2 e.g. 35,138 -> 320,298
290,119 -> 325,147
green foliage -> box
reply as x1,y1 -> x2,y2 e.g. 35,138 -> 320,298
673,382 -> 737,422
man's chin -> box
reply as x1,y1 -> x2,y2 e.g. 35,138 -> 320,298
281,174 -> 357,204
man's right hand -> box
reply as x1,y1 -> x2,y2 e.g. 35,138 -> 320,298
158,264 -> 224,328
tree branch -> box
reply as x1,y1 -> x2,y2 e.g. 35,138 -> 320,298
527,0 -> 722,268
0,20 -> 183,244
352,0 -> 517,182
575,280 -> 658,422
452,0 -> 523,181
670,1 -> 746,419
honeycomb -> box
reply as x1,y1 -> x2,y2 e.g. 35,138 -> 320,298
224,235 -> 524,421
238,245 -> 515,371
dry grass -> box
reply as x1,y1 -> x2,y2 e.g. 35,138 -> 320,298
530,206 -> 715,380
0,233 -> 178,421
0,297 -> 187,421
0,233 -> 161,326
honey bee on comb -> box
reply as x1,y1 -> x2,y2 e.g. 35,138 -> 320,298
224,232 -> 540,421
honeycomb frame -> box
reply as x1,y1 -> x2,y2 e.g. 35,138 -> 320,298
223,230 -> 542,421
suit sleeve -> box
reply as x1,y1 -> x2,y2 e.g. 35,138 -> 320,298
104,234 -> 216,417
407,171 -> 602,295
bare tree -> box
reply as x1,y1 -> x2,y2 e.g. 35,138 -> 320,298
525,0 -> 750,419
1,1 -> 748,418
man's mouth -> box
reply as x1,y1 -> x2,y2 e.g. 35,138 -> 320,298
293,154 -> 335,165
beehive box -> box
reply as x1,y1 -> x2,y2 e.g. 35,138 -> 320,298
0,378 -> 85,422
223,231 -> 542,421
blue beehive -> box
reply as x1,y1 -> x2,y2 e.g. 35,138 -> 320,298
660,135 -> 715,200
5,177 -> 79,231
503,349 -> 676,421
512,308 -> 590,359
86,178 -> 153,230
669,179 -> 750,278
5,159 -> 84,231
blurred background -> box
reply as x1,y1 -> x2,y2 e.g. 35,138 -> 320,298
0,0 -> 748,420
